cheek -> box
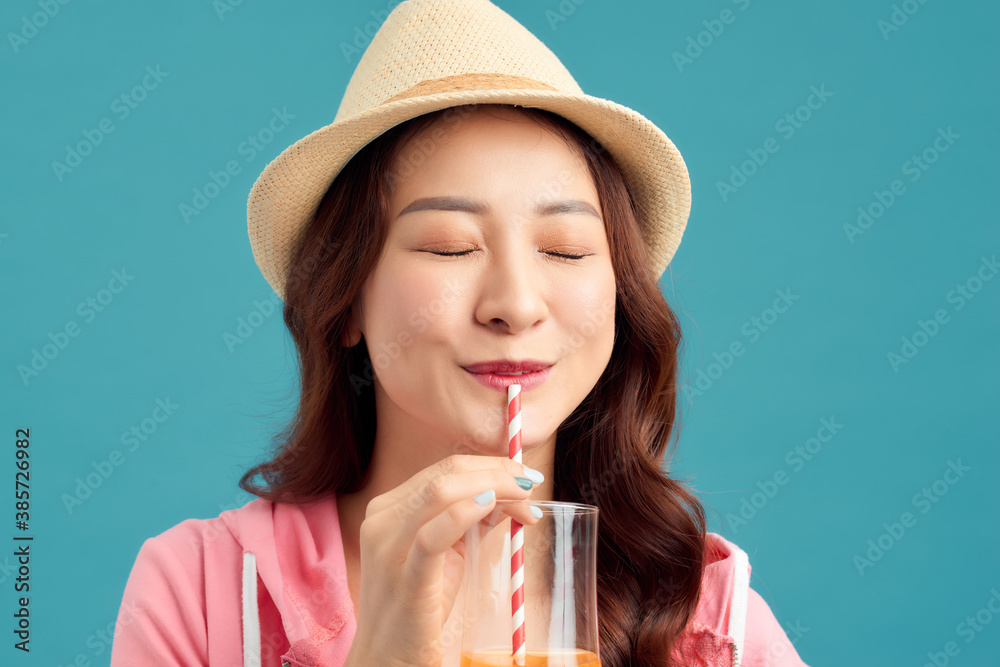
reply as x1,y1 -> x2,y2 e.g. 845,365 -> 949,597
560,268 -> 617,355
364,261 -> 462,349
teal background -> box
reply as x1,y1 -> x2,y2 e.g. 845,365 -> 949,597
1,0 -> 997,664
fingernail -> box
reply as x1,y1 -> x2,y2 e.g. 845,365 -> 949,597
530,505 -> 543,519
522,466 -> 545,484
474,489 -> 496,506
514,476 -> 534,491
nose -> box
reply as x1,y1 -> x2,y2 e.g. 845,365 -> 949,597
474,246 -> 549,335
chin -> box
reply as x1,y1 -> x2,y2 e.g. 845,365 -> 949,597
451,429 -> 508,456
455,442 -> 507,458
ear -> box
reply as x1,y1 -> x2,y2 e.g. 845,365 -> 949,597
341,305 -> 363,347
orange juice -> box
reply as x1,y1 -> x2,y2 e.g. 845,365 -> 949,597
460,649 -> 600,666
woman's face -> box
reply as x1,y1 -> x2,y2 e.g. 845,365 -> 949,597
349,106 -> 616,461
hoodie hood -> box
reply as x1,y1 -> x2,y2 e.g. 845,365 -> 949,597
222,496 -> 357,666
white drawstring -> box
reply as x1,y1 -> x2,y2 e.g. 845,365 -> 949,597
242,552 -> 261,666
727,547 -> 749,667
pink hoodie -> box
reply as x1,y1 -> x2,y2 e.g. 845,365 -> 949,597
110,496 -> 809,666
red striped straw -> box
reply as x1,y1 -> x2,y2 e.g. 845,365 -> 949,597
508,384 -> 526,665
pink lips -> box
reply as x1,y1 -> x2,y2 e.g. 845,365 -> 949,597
463,359 -> 553,391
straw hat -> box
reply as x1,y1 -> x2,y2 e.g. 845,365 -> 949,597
247,0 -> 691,301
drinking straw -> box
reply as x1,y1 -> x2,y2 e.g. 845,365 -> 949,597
508,383 -> 526,665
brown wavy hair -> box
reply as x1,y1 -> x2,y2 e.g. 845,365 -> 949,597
240,103 -> 707,665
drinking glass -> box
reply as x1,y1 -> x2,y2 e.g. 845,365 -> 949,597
460,500 -> 600,666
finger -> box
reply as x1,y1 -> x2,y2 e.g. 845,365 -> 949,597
400,494 -> 544,598
368,464 -> 534,537
495,499 -> 542,527
368,455 -> 495,514
369,454 -> 541,515
361,468 -> 535,560
399,490 -> 500,598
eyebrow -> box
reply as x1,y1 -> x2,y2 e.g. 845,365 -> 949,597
397,196 -> 602,220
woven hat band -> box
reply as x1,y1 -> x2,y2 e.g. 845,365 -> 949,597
382,72 -> 558,105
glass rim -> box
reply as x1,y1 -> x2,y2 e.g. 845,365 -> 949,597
493,499 -> 598,514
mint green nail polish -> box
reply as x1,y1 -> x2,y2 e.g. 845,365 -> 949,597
514,476 -> 534,491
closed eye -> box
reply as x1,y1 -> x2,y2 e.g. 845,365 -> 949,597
427,249 -> 474,256
421,250 -> 592,260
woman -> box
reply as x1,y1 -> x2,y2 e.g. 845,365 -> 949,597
112,1 -> 809,665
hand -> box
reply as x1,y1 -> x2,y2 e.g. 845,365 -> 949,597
342,454 -> 542,667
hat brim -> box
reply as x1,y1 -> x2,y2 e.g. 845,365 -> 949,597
247,88 -> 691,301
